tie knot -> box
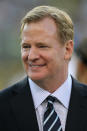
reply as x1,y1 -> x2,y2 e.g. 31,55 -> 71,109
47,96 -> 55,103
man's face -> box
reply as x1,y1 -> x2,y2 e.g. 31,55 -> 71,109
21,17 -> 70,82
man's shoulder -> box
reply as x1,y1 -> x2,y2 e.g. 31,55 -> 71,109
72,77 -> 87,96
0,76 -> 28,99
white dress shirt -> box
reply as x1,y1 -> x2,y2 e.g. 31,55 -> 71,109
29,75 -> 72,131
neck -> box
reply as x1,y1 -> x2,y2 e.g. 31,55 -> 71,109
34,72 -> 68,93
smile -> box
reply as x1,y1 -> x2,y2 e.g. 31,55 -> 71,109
31,65 -> 42,67
29,64 -> 46,67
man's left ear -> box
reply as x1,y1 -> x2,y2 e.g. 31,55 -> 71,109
64,40 -> 74,60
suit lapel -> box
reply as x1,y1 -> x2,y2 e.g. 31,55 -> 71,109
65,78 -> 87,131
8,77 -> 87,131
10,77 -> 39,131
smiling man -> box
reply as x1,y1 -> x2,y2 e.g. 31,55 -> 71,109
21,16 -> 70,93
0,5 -> 87,131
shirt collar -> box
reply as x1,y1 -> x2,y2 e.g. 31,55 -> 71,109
52,75 -> 72,109
29,74 -> 72,109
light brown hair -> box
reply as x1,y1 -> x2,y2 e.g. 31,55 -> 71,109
21,5 -> 74,44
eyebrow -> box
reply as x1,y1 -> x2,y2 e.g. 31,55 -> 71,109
21,42 -> 29,46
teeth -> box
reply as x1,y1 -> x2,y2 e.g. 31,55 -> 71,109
31,65 -> 42,67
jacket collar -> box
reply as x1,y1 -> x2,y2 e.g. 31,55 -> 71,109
10,77 -> 39,131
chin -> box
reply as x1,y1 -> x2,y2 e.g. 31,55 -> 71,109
28,73 -> 46,82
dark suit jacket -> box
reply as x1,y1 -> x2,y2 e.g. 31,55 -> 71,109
0,76 -> 87,131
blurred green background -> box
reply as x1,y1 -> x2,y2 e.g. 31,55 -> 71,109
0,0 -> 87,89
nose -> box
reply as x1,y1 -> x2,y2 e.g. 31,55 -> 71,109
28,47 -> 39,61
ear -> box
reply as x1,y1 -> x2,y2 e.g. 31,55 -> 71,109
64,40 -> 74,60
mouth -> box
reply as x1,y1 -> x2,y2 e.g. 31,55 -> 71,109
29,64 -> 46,69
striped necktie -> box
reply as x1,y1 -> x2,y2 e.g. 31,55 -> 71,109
43,96 -> 63,131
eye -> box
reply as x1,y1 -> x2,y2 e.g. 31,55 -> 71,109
23,45 -> 31,48
22,44 -> 31,49
37,43 -> 49,48
40,46 -> 47,48
38,45 -> 49,48
21,43 -> 31,52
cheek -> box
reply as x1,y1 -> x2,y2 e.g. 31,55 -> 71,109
21,52 -> 28,62
44,53 -> 56,68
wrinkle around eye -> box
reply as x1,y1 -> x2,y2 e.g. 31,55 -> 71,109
21,43 -> 31,49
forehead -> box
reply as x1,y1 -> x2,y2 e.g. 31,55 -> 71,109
23,17 -> 58,35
